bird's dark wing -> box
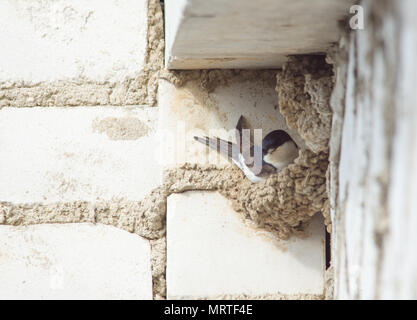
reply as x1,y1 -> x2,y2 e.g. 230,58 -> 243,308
193,136 -> 240,162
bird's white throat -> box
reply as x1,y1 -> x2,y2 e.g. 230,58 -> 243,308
263,140 -> 299,171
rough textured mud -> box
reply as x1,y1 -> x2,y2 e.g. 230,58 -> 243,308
92,116 -> 150,140
276,55 -> 333,231
0,0 -> 164,107
150,237 -> 166,300
0,193 -> 166,240
276,55 -> 333,153
160,69 -> 277,93
122,0 -> 164,106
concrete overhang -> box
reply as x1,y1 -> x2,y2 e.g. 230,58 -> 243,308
165,0 -> 356,69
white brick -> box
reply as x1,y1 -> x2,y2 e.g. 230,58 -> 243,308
157,78 -> 305,169
0,0 -> 147,84
166,191 -> 325,299
165,0 -> 356,69
0,223 -> 152,299
0,107 -> 162,203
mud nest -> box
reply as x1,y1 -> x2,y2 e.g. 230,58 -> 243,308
160,55 -> 334,239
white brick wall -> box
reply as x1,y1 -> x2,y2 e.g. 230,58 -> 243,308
0,0 -> 332,300
2,0 -> 415,301
0,0 -> 158,299
0,0 -> 147,84
0,223 -> 152,299
167,191 -> 325,299
0,107 -> 162,203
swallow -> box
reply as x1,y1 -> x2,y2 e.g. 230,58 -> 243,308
193,116 -> 299,183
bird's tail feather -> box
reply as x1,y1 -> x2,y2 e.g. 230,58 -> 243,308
193,136 -> 239,161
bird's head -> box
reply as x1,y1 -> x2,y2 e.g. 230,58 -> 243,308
262,130 -> 297,155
